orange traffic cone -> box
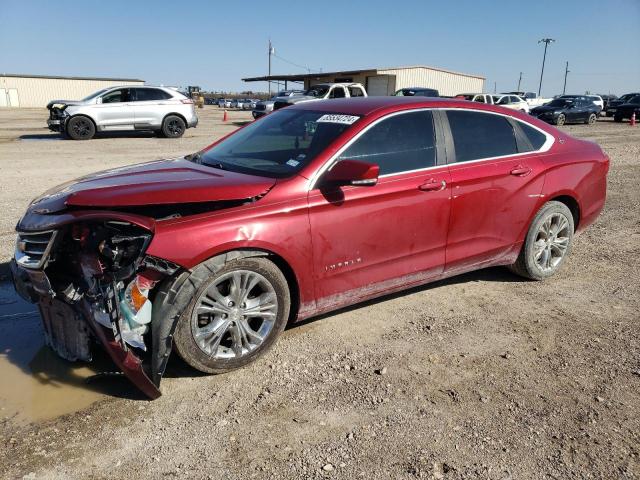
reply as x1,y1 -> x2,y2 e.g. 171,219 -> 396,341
223,110 -> 228,122
630,112 -> 636,126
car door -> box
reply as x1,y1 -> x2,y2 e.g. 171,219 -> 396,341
94,88 -> 134,129
130,88 -> 172,128
307,110 -> 451,310
442,109 -> 547,274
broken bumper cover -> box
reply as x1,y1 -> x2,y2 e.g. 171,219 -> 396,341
11,258 -> 162,399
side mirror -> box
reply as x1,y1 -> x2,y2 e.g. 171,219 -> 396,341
322,160 -> 379,187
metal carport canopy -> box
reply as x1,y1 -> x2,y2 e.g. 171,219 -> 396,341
242,68 -> 378,83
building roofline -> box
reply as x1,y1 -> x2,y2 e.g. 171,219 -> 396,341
0,73 -> 145,82
242,64 -> 485,83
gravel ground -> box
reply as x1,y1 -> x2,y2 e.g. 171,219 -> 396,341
0,108 -> 638,479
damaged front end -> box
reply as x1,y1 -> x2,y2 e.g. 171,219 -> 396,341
11,218 -> 180,399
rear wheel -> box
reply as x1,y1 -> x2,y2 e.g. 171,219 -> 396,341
555,114 -> 566,126
587,113 -> 597,125
66,115 -> 95,140
614,115 -> 623,123
173,257 -> 290,374
508,201 -> 575,280
161,115 -> 186,138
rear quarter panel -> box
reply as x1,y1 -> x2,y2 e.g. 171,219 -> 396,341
538,137 -> 608,233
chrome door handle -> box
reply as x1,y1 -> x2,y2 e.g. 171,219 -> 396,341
419,180 -> 446,192
510,165 -> 532,176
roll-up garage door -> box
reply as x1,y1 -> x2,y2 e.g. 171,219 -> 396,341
366,75 -> 395,96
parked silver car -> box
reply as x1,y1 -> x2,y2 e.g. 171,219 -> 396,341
46,86 -> 199,140
252,90 -> 305,119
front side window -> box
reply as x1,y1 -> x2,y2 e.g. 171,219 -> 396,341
337,111 -> 436,175
330,87 -> 346,99
101,89 -> 129,103
446,110 -> 518,162
199,109 -> 360,178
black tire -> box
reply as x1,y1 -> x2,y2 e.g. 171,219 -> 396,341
508,201 -> 575,281
614,115 -> 623,123
587,113 -> 597,125
555,114 -> 566,126
161,115 -> 186,138
66,115 -> 95,140
173,257 -> 290,374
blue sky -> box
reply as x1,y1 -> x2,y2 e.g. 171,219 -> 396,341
1,0 -> 638,96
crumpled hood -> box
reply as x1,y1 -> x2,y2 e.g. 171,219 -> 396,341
28,158 -> 276,214
46,99 -> 86,109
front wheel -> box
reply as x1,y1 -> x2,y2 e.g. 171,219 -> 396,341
173,257 -> 290,374
587,113 -> 597,125
161,115 -> 186,138
66,115 -> 95,140
614,115 -> 623,123
555,114 -> 566,126
508,201 -> 575,280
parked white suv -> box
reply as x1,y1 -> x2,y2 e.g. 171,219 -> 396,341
46,86 -> 199,140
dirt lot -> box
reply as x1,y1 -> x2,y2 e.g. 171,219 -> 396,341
0,108 -> 638,479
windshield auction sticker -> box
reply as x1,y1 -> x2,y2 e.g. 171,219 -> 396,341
316,114 -> 360,125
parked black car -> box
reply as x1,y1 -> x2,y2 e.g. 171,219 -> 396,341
530,98 -> 600,126
393,87 -> 439,97
605,92 -> 639,117
613,95 -> 640,122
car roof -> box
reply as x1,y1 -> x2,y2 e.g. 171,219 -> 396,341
287,96 -> 524,117
311,82 -> 363,87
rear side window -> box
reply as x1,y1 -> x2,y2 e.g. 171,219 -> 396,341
134,88 -> 172,101
446,110 -> 518,162
518,121 -> 548,150
348,86 -> 365,97
338,111 -> 436,175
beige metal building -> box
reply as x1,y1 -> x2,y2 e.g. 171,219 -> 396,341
0,74 -> 145,108
243,65 -> 485,96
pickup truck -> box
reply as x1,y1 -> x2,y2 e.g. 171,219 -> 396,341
273,83 -> 367,110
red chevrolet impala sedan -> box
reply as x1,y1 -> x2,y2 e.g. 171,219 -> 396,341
11,97 -> 608,398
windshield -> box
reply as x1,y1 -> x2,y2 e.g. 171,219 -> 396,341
546,99 -> 573,108
198,109 -> 361,178
304,85 -> 330,97
81,88 -> 110,102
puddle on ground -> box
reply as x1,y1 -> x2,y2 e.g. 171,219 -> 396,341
0,280 -> 116,424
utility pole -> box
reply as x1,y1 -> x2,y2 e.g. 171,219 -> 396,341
517,72 -> 523,91
268,39 -> 274,96
537,38 -> 555,96
562,61 -> 570,95
494,81 -> 497,93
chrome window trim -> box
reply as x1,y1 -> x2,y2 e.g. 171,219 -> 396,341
308,107 -> 555,190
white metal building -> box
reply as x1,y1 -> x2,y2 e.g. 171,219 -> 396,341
243,65 -> 485,96
0,74 -> 145,108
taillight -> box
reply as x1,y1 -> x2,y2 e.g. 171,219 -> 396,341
181,99 -> 194,104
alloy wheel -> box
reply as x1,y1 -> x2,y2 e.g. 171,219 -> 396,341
533,213 -> 571,272
191,270 -> 278,359
167,119 -> 184,136
72,119 -> 91,137
556,114 -> 566,126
